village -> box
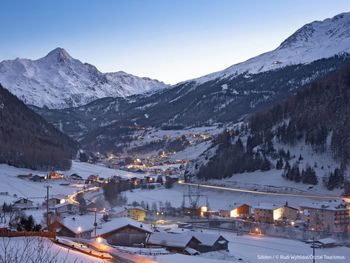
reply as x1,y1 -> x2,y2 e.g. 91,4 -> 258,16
0,162 -> 349,262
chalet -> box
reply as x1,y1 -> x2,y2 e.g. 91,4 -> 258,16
273,202 -> 299,222
86,175 -> 99,184
126,206 -> 147,222
13,198 -> 36,210
147,232 -> 201,254
109,206 -> 128,218
48,171 -> 64,180
254,203 -> 278,223
221,203 -> 251,218
50,203 -> 79,215
97,217 -> 152,246
50,216 -> 94,239
30,175 -> 46,182
69,173 -> 83,181
44,197 -> 62,208
300,200 -> 350,233
191,232 -> 229,252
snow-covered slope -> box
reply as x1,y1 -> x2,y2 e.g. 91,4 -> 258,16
195,12 -> 350,84
0,48 -> 168,108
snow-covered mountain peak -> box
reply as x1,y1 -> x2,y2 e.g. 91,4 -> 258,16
43,47 -> 73,63
279,12 -> 350,50
0,48 -> 169,109
193,12 -> 350,84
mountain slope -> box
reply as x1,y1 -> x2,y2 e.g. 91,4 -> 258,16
187,62 -> 350,194
193,12 -> 350,84
0,48 -> 168,108
0,84 -> 78,170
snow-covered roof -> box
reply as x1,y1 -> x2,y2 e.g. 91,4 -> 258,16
61,214 -> 95,234
191,232 -> 227,246
96,217 -> 152,236
254,203 -> 279,210
317,238 -> 338,245
147,232 -> 197,248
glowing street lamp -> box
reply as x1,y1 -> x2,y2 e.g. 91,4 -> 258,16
77,226 -> 82,244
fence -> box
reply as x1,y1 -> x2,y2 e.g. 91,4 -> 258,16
0,229 -> 56,238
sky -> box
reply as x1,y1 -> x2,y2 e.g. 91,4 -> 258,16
0,0 -> 349,84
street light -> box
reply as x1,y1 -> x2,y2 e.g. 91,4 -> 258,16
77,226 -> 82,244
311,227 -> 316,263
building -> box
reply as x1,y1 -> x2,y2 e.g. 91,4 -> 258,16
109,206 -> 128,218
254,203 -> 278,223
44,197 -> 62,208
69,173 -> 83,181
97,217 -> 152,246
273,202 -> 299,222
147,232 -> 201,254
126,206 -> 147,221
50,216 -> 94,239
48,171 -> 64,180
50,203 -> 80,215
30,175 -> 46,182
13,198 -> 36,210
221,203 -> 251,218
191,232 -> 228,252
300,200 -> 350,233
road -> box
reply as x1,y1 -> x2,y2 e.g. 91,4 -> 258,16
179,182 -> 348,201
66,186 -> 100,205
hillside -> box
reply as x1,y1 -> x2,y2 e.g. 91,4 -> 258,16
187,62 -> 350,194
0,84 -> 78,170
0,48 -> 168,109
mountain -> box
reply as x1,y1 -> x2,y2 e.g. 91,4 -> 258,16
34,12 -> 350,153
0,48 -> 168,109
0,84 -> 78,170
192,12 -> 350,83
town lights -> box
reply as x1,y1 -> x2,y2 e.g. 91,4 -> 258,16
77,226 -> 82,244
96,237 -> 102,243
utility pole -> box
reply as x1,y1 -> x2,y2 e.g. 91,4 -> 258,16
93,208 -> 97,237
45,185 -> 52,230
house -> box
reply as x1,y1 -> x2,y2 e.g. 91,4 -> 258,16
50,203 -> 79,215
316,238 -> 338,248
147,232 -> 201,254
86,175 -> 99,184
48,171 -> 64,180
221,203 -> 251,218
13,198 -> 36,210
97,217 -> 152,246
300,200 -> 350,233
126,206 -> 147,221
69,173 -> 83,181
273,202 -> 299,222
44,197 -> 62,208
50,216 -> 94,239
254,203 -> 278,223
30,175 -> 46,182
109,206 -> 128,218
191,232 -> 229,252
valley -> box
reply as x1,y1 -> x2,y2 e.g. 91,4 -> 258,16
1,8 -> 350,263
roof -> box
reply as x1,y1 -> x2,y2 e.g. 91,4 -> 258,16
317,238 -> 338,245
147,232 -> 198,248
191,232 -> 227,246
254,203 -> 279,210
60,214 -> 96,234
231,203 -> 250,209
96,217 -> 152,236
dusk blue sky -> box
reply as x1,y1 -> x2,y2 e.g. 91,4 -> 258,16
1,0 -> 349,84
